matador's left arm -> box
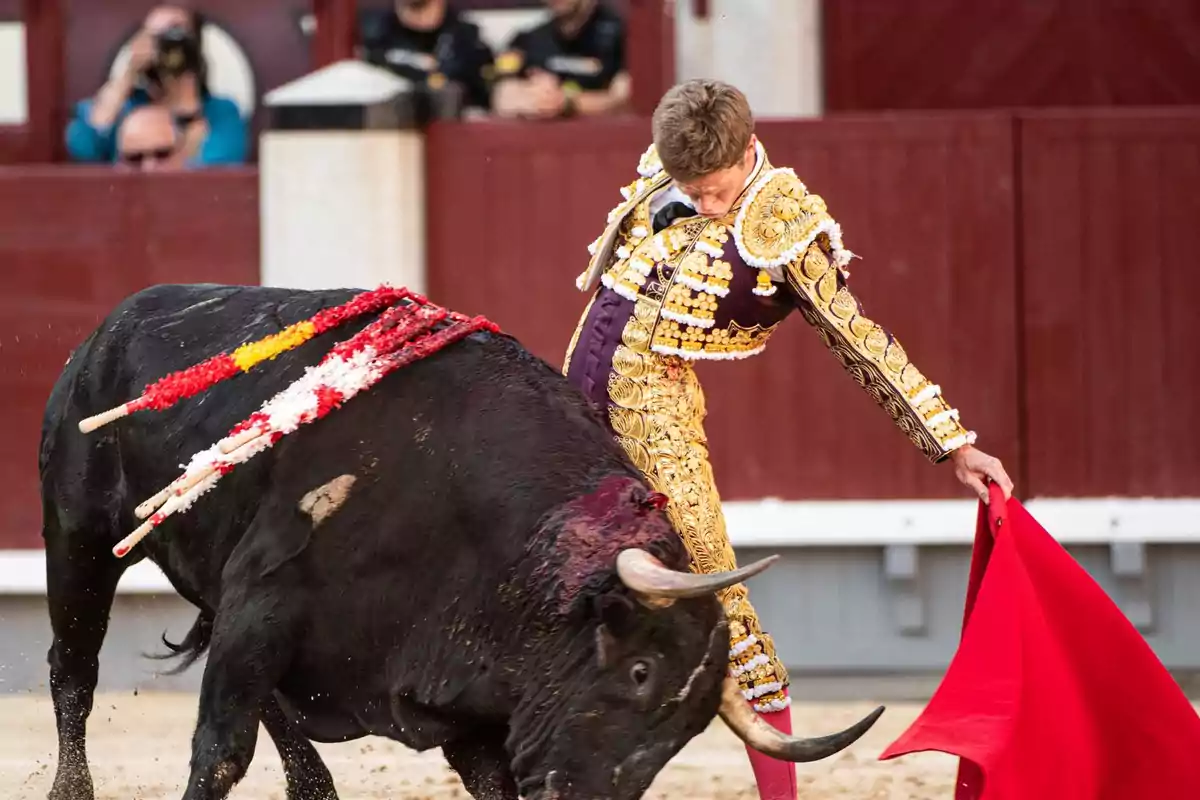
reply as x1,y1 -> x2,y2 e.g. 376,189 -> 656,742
733,168 -> 976,463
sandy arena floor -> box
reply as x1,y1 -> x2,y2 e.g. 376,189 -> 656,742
1,691 -> 960,799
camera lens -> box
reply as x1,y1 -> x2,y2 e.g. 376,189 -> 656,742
155,26 -> 195,75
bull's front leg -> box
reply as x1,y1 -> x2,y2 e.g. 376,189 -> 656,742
260,695 -> 339,800
44,521 -> 126,800
443,727 -> 520,800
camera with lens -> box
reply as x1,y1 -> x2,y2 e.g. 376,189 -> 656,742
153,24 -> 200,77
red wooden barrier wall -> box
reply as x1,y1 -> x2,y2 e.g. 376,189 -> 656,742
0,168 -> 259,548
1019,109 -> 1200,496
823,0 -> 1200,112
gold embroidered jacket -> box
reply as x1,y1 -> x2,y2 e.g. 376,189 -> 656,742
574,141 -> 977,463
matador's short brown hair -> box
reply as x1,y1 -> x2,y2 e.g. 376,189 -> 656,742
651,79 -> 754,183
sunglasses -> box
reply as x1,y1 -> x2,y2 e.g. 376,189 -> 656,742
121,147 -> 176,166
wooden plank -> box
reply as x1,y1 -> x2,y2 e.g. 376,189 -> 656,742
22,0 -> 64,162
823,0 -> 1200,111
312,0 -> 358,67
1019,109 -> 1200,497
625,0 -> 673,115
426,116 -> 647,362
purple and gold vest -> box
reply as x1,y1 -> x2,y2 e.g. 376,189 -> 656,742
568,141 -> 805,365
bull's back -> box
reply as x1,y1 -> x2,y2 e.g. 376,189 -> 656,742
39,282 -> 633,576
39,284 -> 364,510
46,284 -> 359,417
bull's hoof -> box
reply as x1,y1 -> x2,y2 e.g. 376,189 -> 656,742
285,784 -> 339,800
285,773 -> 339,800
47,771 -> 95,800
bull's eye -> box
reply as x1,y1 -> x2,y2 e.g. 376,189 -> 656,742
629,660 -> 652,687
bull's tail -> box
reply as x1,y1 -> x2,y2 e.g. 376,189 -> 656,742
146,611 -> 213,675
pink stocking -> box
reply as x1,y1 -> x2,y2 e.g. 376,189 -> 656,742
744,689 -> 798,800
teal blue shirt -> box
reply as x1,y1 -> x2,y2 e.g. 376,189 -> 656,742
65,88 -> 248,166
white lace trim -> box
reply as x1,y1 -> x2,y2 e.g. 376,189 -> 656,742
742,681 -> 784,700
675,271 -> 730,298
753,695 -> 792,713
730,635 -> 759,658
926,408 -> 960,429
600,272 -> 643,305
911,383 -> 942,404
944,431 -> 978,451
729,653 -> 771,678
660,308 -> 714,330
626,255 -> 653,277
651,343 -> 768,361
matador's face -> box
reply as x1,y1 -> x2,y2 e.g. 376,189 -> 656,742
673,137 -> 758,219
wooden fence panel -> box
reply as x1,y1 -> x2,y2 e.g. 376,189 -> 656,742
0,168 -> 259,547
1019,109 -> 1200,496
823,0 -> 1200,111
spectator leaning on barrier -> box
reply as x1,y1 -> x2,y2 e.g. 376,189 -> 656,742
358,0 -> 496,116
116,105 -> 183,172
65,4 -> 247,167
492,0 -> 629,119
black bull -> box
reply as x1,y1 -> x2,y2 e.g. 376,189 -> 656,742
38,284 -> 882,800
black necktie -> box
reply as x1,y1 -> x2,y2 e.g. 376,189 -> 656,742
652,200 -> 696,233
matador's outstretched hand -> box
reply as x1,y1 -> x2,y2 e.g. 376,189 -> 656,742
950,445 -> 1014,504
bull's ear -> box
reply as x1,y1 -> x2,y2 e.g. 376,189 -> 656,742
594,592 -> 635,668
595,623 -> 619,669
594,591 -> 637,636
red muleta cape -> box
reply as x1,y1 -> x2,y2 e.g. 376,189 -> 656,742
879,483 -> 1200,799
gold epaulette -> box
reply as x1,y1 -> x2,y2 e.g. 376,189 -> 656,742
732,167 -> 855,277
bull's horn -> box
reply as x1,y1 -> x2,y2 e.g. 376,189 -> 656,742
616,549 -> 779,599
718,676 -> 884,762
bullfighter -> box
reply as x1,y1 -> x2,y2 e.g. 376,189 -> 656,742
563,78 -> 1014,799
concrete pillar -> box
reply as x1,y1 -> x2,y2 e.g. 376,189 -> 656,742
259,60 -> 432,293
675,0 -> 823,118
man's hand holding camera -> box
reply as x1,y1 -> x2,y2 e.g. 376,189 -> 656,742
124,30 -> 158,78
87,9 -> 206,150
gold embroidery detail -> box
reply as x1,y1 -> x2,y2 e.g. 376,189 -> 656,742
611,344 -> 646,377
738,171 -> 838,266
651,319 -> 779,357
608,312 -> 789,699
786,242 -> 973,462
753,269 -> 777,297
608,405 -> 647,439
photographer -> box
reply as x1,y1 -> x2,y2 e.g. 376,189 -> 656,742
65,5 -> 247,167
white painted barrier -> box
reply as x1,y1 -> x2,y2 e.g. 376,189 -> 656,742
4,498 -> 1197,595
